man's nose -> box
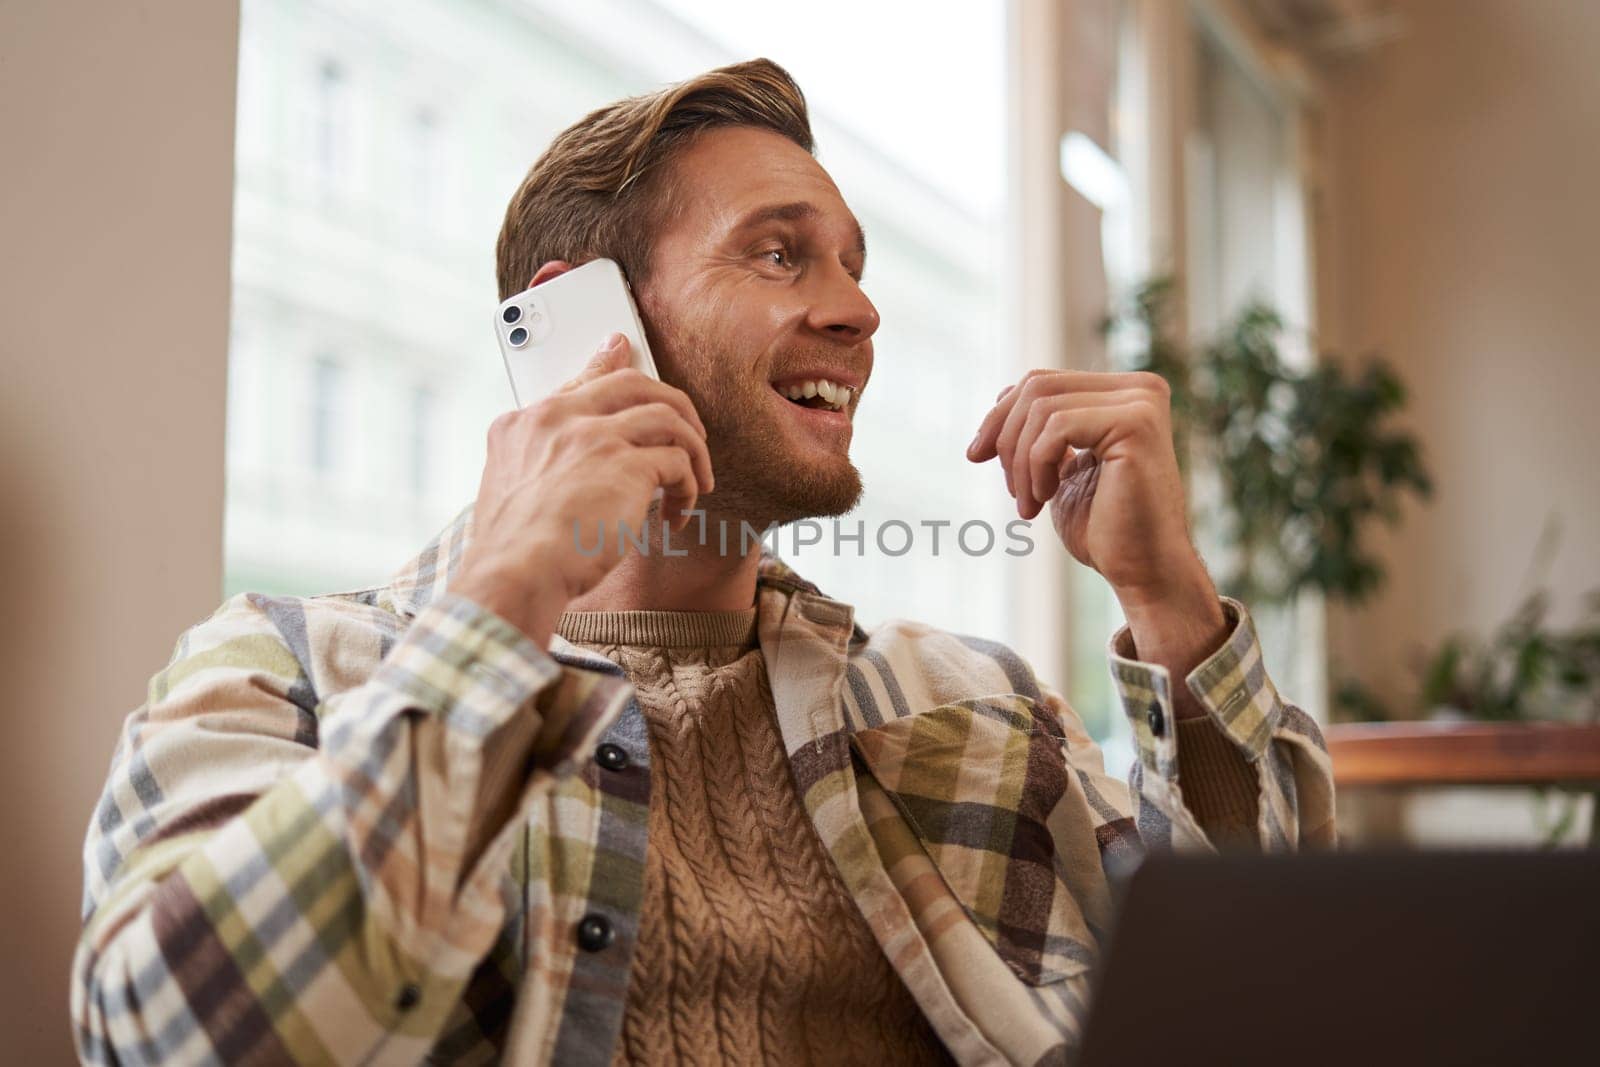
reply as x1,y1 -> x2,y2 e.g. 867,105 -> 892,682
807,261 -> 880,342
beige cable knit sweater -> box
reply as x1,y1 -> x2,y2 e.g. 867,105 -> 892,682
557,607 -> 953,1066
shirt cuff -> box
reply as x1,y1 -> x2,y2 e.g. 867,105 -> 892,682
372,591 -> 564,741
1107,596 -> 1282,782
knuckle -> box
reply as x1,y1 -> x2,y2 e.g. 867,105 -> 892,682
527,398 -> 561,426
590,426 -> 624,455
1136,371 -> 1170,396
486,409 -> 518,442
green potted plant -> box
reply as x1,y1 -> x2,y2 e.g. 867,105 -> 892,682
1339,587 -> 1600,726
1103,277 -> 1433,608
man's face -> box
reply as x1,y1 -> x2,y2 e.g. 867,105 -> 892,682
636,125 -> 879,527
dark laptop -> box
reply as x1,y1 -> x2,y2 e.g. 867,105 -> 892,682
1076,850 -> 1600,1066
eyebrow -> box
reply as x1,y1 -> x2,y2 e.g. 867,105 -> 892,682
734,200 -> 868,263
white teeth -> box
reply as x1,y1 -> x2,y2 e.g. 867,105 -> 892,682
777,378 -> 853,411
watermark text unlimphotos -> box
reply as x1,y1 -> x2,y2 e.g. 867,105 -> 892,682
573,512 -> 1037,558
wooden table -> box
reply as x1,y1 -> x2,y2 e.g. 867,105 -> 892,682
1325,721 -> 1600,845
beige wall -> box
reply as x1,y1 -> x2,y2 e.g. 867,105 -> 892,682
0,2 -> 239,1060
1320,0 -> 1600,707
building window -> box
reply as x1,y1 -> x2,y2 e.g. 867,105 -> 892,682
309,355 -> 343,476
410,106 -> 441,220
313,57 -> 348,186
408,384 -> 434,497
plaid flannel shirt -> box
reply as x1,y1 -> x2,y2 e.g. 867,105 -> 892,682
73,506 -> 1335,1065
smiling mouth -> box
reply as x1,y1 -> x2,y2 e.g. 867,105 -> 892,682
773,377 -> 854,413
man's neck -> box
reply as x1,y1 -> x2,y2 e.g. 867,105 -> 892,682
561,508 -> 766,614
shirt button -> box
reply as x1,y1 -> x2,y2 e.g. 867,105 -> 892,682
1146,703 -> 1166,738
394,983 -> 421,1012
594,742 -> 630,772
576,913 -> 615,952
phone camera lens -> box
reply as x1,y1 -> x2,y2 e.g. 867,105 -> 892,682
502,304 -> 522,325
508,326 -> 529,347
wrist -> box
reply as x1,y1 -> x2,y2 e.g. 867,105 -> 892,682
1113,554 -> 1220,626
449,552 -> 571,649
1113,561 -> 1228,719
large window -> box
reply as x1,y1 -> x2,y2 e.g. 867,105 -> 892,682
224,0 -> 1026,659
1061,0 -> 1326,742
1186,11 -> 1325,713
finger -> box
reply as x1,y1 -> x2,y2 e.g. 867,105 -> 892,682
1036,370 -> 1162,393
558,333 -> 632,394
1017,393 -> 1149,503
979,369 -> 1073,469
996,375 -> 1148,490
635,445 -> 699,527
1012,395 -> 1108,516
968,376 -> 1033,463
1012,398 -> 1066,517
1022,403 -> 1145,518
1033,440 -> 1078,513
575,368 -> 709,442
604,402 -> 715,496
994,376 -> 1056,493
969,371 -> 1154,462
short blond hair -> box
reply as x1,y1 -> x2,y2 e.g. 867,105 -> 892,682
495,58 -> 814,301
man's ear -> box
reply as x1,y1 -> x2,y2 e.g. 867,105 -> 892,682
528,260 -> 573,289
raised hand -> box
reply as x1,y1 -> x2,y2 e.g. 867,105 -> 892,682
451,333 -> 714,646
968,369 -> 1226,714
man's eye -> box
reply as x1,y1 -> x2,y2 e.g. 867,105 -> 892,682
761,247 -> 794,269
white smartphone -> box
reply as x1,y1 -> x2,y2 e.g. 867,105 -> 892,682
493,258 -> 660,408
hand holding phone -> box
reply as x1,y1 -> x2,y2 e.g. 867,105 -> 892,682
456,267 -> 713,646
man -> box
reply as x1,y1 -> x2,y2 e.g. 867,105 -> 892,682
73,59 -> 1333,1065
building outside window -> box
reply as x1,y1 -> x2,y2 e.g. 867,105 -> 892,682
410,106 -> 442,221
408,383 -> 434,498
308,355 -> 343,477
313,58 -> 349,187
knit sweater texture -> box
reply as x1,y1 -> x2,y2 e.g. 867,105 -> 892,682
557,606 -> 953,1066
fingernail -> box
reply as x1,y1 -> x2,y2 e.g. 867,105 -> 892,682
967,432 -> 982,456
605,332 -> 626,350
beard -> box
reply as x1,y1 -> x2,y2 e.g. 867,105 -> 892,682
647,310 -> 864,528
